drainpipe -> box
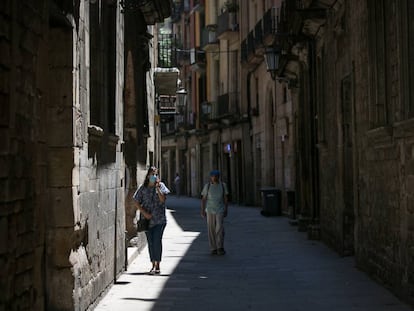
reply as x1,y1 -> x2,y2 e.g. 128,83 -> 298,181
307,37 -> 320,226
114,187 -> 118,281
246,71 -> 254,204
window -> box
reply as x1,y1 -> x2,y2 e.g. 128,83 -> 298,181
368,0 -> 409,125
368,0 -> 388,127
404,0 -> 414,118
88,0 -> 117,162
90,0 -> 116,134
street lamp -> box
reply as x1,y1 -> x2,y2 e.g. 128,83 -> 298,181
176,88 -> 187,107
264,45 -> 282,81
176,88 -> 187,127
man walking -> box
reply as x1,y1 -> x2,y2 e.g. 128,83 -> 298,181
201,170 -> 229,255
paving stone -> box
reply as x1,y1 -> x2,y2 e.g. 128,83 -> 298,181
94,196 -> 413,311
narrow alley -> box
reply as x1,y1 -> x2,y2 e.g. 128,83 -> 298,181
4,1 -> 414,310
94,196 -> 412,311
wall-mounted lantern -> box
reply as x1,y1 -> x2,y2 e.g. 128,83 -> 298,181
176,88 -> 188,126
264,45 -> 281,81
176,88 -> 187,107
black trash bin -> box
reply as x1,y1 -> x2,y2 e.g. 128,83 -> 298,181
260,187 -> 281,216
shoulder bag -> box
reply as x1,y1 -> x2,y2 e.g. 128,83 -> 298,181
136,213 -> 149,232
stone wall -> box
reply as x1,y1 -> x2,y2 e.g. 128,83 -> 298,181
0,1 -> 49,310
0,1 -> 128,310
67,1 -> 127,310
317,1 -> 355,255
350,0 -> 414,304
316,0 -> 414,304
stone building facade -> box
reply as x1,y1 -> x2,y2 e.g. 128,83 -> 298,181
162,0 -> 293,206
1,0 -> 170,310
163,0 -> 414,306
350,0 -> 414,303
274,0 -> 414,305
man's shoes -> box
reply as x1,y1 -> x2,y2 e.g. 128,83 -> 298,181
211,248 -> 226,255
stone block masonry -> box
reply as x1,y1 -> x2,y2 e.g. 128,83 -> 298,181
0,0 -> 129,310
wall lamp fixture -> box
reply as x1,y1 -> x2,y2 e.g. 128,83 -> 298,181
264,45 -> 282,81
264,44 -> 298,88
176,88 -> 187,107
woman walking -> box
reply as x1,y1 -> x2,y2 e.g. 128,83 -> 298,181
134,166 -> 169,274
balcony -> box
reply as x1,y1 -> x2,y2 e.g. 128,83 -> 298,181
176,47 -> 190,66
295,0 -> 327,37
200,101 -> 212,123
217,11 -> 239,41
154,68 -> 179,96
158,96 -> 177,135
241,30 -> 262,69
261,5 -> 299,48
190,47 -> 206,72
211,92 -> 240,121
120,0 -> 171,25
298,0 -> 337,9
263,0 -> 326,77
158,95 -> 177,123
200,93 -> 241,126
276,0 -> 327,40
160,121 -> 178,136
158,34 -> 178,68
201,26 -> 219,52
262,7 -> 277,46
254,19 -> 264,55
280,0 -> 303,36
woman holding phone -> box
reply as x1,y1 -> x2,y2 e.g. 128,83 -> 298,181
133,166 -> 170,274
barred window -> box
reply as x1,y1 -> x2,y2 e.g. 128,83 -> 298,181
368,0 -> 414,125
368,0 -> 388,127
403,0 -> 414,118
90,0 -> 116,134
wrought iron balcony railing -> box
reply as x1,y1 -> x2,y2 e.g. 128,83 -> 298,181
254,19 -> 263,48
158,34 -> 178,68
189,47 -> 206,72
211,92 -> 240,119
263,7 -> 277,38
217,11 -> 239,38
201,27 -> 218,49
241,29 -> 263,66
